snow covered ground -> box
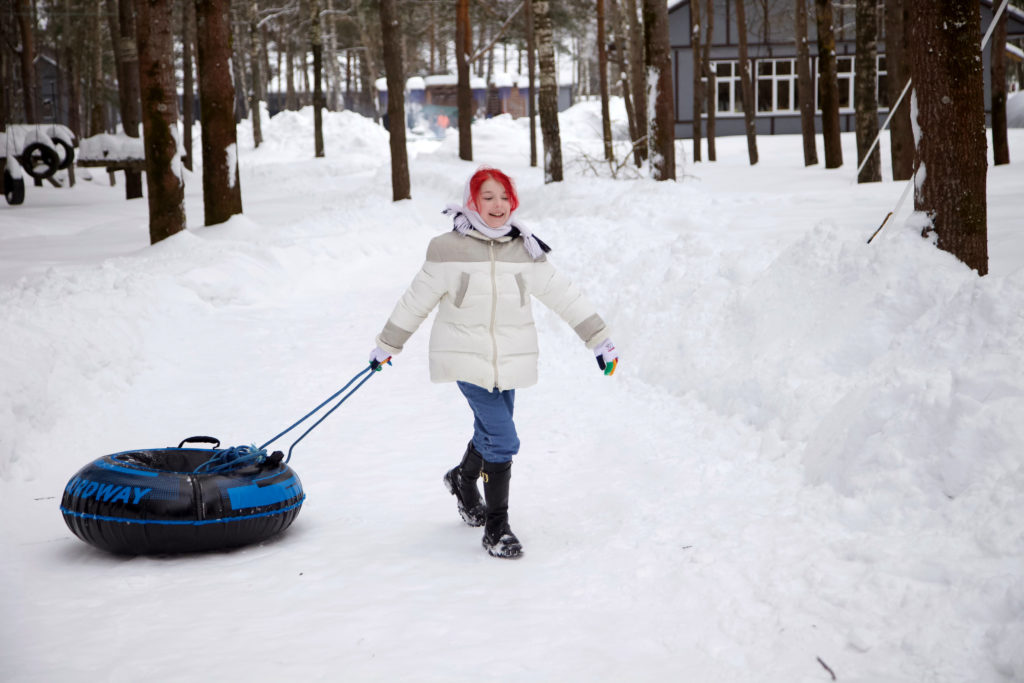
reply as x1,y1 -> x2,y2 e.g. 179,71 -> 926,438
1,102 -> 1022,682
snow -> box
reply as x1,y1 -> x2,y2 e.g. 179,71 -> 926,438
78,133 -> 145,162
2,101 -> 1023,682
1008,91 -> 1024,128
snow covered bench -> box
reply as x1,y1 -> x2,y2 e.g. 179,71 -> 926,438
77,133 -> 147,176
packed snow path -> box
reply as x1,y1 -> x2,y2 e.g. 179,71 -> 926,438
1,108 -> 1022,681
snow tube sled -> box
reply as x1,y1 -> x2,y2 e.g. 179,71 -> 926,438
60,437 -> 304,555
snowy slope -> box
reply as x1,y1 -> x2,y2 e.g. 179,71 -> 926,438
1,104 -> 1022,682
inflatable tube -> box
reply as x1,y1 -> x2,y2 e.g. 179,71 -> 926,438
60,446 -> 304,555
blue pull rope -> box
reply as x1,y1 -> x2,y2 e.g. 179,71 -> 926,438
191,365 -> 378,474
260,364 -> 377,462
276,367 -> 378,463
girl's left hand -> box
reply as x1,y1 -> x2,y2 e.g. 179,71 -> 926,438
594,339 -> 618,376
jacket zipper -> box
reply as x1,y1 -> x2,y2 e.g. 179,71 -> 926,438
489,241 -> 499,388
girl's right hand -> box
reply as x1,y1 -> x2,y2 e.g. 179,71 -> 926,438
369,346 -> 392,371
594,339 -> 618,376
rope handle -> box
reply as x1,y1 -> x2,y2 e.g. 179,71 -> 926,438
178,435 -> 221,449
260,364 -> 379,462
189,364 -> 380,473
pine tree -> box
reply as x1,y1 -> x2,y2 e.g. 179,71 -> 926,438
815,0 -> 842,168
380,0 -> 410,201
535,0 -> 562,183
910,0 -> 988,275
854,0 -> 880,183
134,0 -> 186,244
195,0 -> 243,226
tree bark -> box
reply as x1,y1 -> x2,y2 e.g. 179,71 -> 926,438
703,0 -> 716,161
690,0 -> 702,162
625,0 -> 647,161
643,0 -> 675,180
134,0 -> 186,244
286,36 -> 298,110
195,0 -> 243,226
107,0 -> 143,198
89,2 -> 106,134
854,0 -> 880,183
795,0 -> 818,166
910,0 -> 987,276
991,4 -> 1009,166
736,0 -> 758,165
456,0 -> 473,161
182,0 -> 196,171
16,0 -> 38,123
598,0 -> 613,162
247,0 -> 263,148
380,0 -> 410,201
815,0 -> 842,168
610,0 -> 641,167
525,0 -> 538,167
885,0 -> 913,179
535,0 -> 563,183
311,0 -> 324,157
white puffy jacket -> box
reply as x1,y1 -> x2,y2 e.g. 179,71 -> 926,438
375,228 -> 609,391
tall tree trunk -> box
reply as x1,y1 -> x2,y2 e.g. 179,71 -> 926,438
703,0 -> 716,161
815,0 -> 842,168
643,0 -> 674,180
286,37 -> 298,110
380,0 -> 410,201
456,0 -> 473,161
311,0 -> 324,157
89,2 -> 106,134
247,0 -> 263,148
690,0 -> 702,162
991,4 -> 1009,166
854,0 -> 880,183
736,0 -> 758,165
525,0 -> 538,167
16,0 -> 38,123
325,0 -> 342,111
182,0 -> 196,171
598,0 -> 613,162
910,0 -> 987,276
195,0 -> 243,226
885,0 -> 913,180
535,0 -> 562,183
108,0 -> 143,198
610,0 -> 641,167
795,0 -> 818,166
134,0 -> 186,244
624,0 -> 647,161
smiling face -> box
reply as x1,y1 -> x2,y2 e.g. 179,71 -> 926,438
475,177 -> 511,228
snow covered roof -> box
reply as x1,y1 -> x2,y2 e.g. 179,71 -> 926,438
406,76 -> 425,90
424,75 -> 457,86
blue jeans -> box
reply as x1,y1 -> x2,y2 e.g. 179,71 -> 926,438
457,381 -> 520,464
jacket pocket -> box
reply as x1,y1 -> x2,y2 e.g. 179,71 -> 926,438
514,273 -> 528,307
454,272 -> 471,308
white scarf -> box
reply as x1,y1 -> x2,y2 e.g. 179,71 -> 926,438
442,176 -> 547,260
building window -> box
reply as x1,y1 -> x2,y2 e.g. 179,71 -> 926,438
756,58 -> 797,112
877,55 -> 888,109
713,61 -> 742,113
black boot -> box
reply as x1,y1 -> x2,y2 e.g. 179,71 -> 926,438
481,460 -> 522,559
443,442 -> 486,527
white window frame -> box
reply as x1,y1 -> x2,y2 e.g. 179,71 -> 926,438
755,58 -> 798,113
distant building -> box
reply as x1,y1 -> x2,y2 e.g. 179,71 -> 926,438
668,0 -> 1024,138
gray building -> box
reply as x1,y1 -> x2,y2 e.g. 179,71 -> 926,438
668,0 -> 1024,138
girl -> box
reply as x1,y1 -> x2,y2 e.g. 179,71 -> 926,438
369,167 -> 618,559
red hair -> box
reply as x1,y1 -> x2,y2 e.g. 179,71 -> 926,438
467,167 -> 519,213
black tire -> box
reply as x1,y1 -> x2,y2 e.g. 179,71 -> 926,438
53,137 -> 75,170
3,168 -> 25,205
19,141 -> 60,180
